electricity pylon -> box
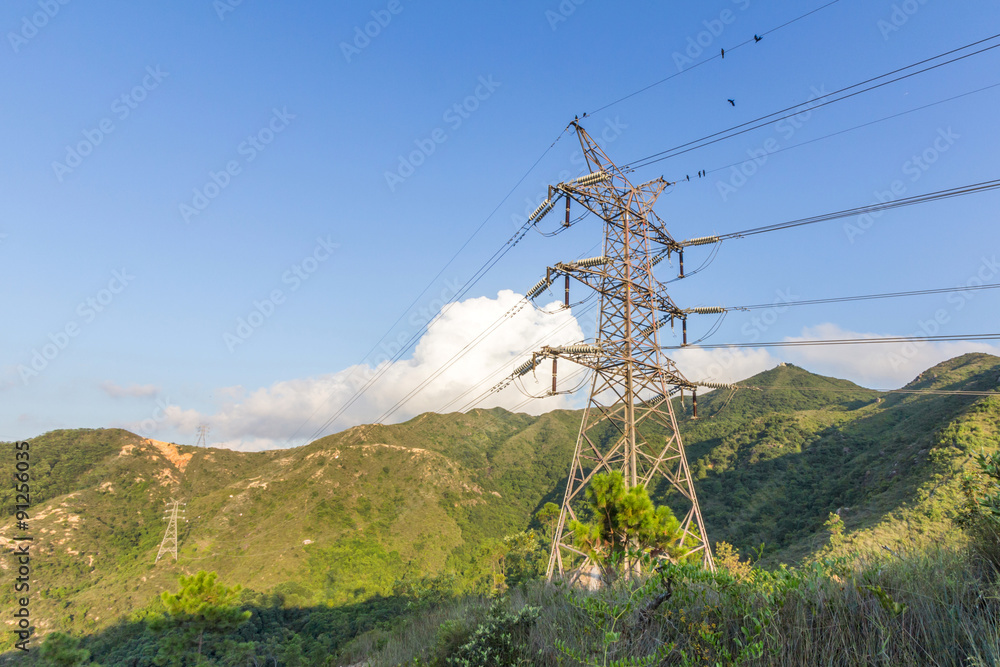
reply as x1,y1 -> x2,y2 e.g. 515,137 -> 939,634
155,499 -> 185,563
195,423 -> 210,447
510,122 -> 715,578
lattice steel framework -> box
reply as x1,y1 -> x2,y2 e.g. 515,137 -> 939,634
155,499 -> 184,563
525,123 -> 714,578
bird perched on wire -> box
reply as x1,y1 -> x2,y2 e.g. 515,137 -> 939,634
720,47 -> 725,59
728,99 -> 736,107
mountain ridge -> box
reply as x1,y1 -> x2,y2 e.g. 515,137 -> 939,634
2,353 -> 998,646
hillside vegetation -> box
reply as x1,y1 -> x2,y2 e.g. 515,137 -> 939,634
1,353 -> 998,663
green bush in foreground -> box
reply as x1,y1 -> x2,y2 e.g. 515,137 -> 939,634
39,633 -> 98,667
444,603 -> 540,667
12,542 -> 1000,666
960,449 -> 1000,569
354,544 -> 1000,666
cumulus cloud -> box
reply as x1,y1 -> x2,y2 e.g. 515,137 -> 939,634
100,381 -> 160,398
672,346 -> 780,385
162,290 -> 585,451
781,323 -> 1000,389
150,300 -> 1000,452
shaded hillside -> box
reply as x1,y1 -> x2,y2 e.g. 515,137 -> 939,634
673,353 -> 1000,564
673,362 -> 880,461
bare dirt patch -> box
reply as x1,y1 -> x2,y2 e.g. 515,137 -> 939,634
146,439 -> 194,473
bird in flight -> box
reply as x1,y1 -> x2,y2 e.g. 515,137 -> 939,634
754,34 -> 763,43
728,99 -> 736,107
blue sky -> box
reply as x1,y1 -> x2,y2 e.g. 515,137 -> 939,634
3,0 -> 999,449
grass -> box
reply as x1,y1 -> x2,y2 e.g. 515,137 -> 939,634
346,544 -> 1000,666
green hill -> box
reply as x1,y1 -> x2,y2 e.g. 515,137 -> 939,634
670,354 -> 1000,564
2,353 -> 999,651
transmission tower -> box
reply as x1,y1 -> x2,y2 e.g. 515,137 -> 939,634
195,423 -> 210,447
155,499 -> 185,563
505,122 -> 718,578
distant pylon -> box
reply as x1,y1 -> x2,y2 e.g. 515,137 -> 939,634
195,423 -> 210,447
155,499 -> 185,563
506,122 -> 714,579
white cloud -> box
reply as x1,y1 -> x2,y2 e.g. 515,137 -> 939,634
152,304 -> 1000,452
781,323 -> 1000,389
672,347 -> 780,385
162,290 -> 586,451
100,381 -> 160,398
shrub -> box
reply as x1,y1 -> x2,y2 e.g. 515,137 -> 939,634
959,450 -> 1000,569
444,603 -> 540,667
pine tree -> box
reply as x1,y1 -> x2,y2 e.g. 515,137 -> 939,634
154,571 -> 251,665
569,471 -> 689,584
40,632 -> 97,667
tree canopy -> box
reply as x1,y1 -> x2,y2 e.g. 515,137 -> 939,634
569,471 -> 690,583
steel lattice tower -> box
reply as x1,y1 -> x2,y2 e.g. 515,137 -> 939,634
155,499 -> 184,563
511,123 -> 714,578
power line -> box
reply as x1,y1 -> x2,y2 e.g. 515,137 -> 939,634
396,188 -> 1000,420
586,0 -> 842,115
438,301 -> 598,414
377,240 -> 605,423
287,6 -> 877,444
751,385 -> 999,397
367,244 -> 606,425
288,131 -> 571,446
299,173 -> 1000,437
715,177 -> 1000,241
373,298 -> 532,424
700,81 -> 1000,179
379,286 -> 598,423
719,282 -> 1000,311
624,33 -> 1000,171
667,333 -> 1000,349
432,243 -> 607,416
521,124 -> 716,576
290,35 -> 1000,445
